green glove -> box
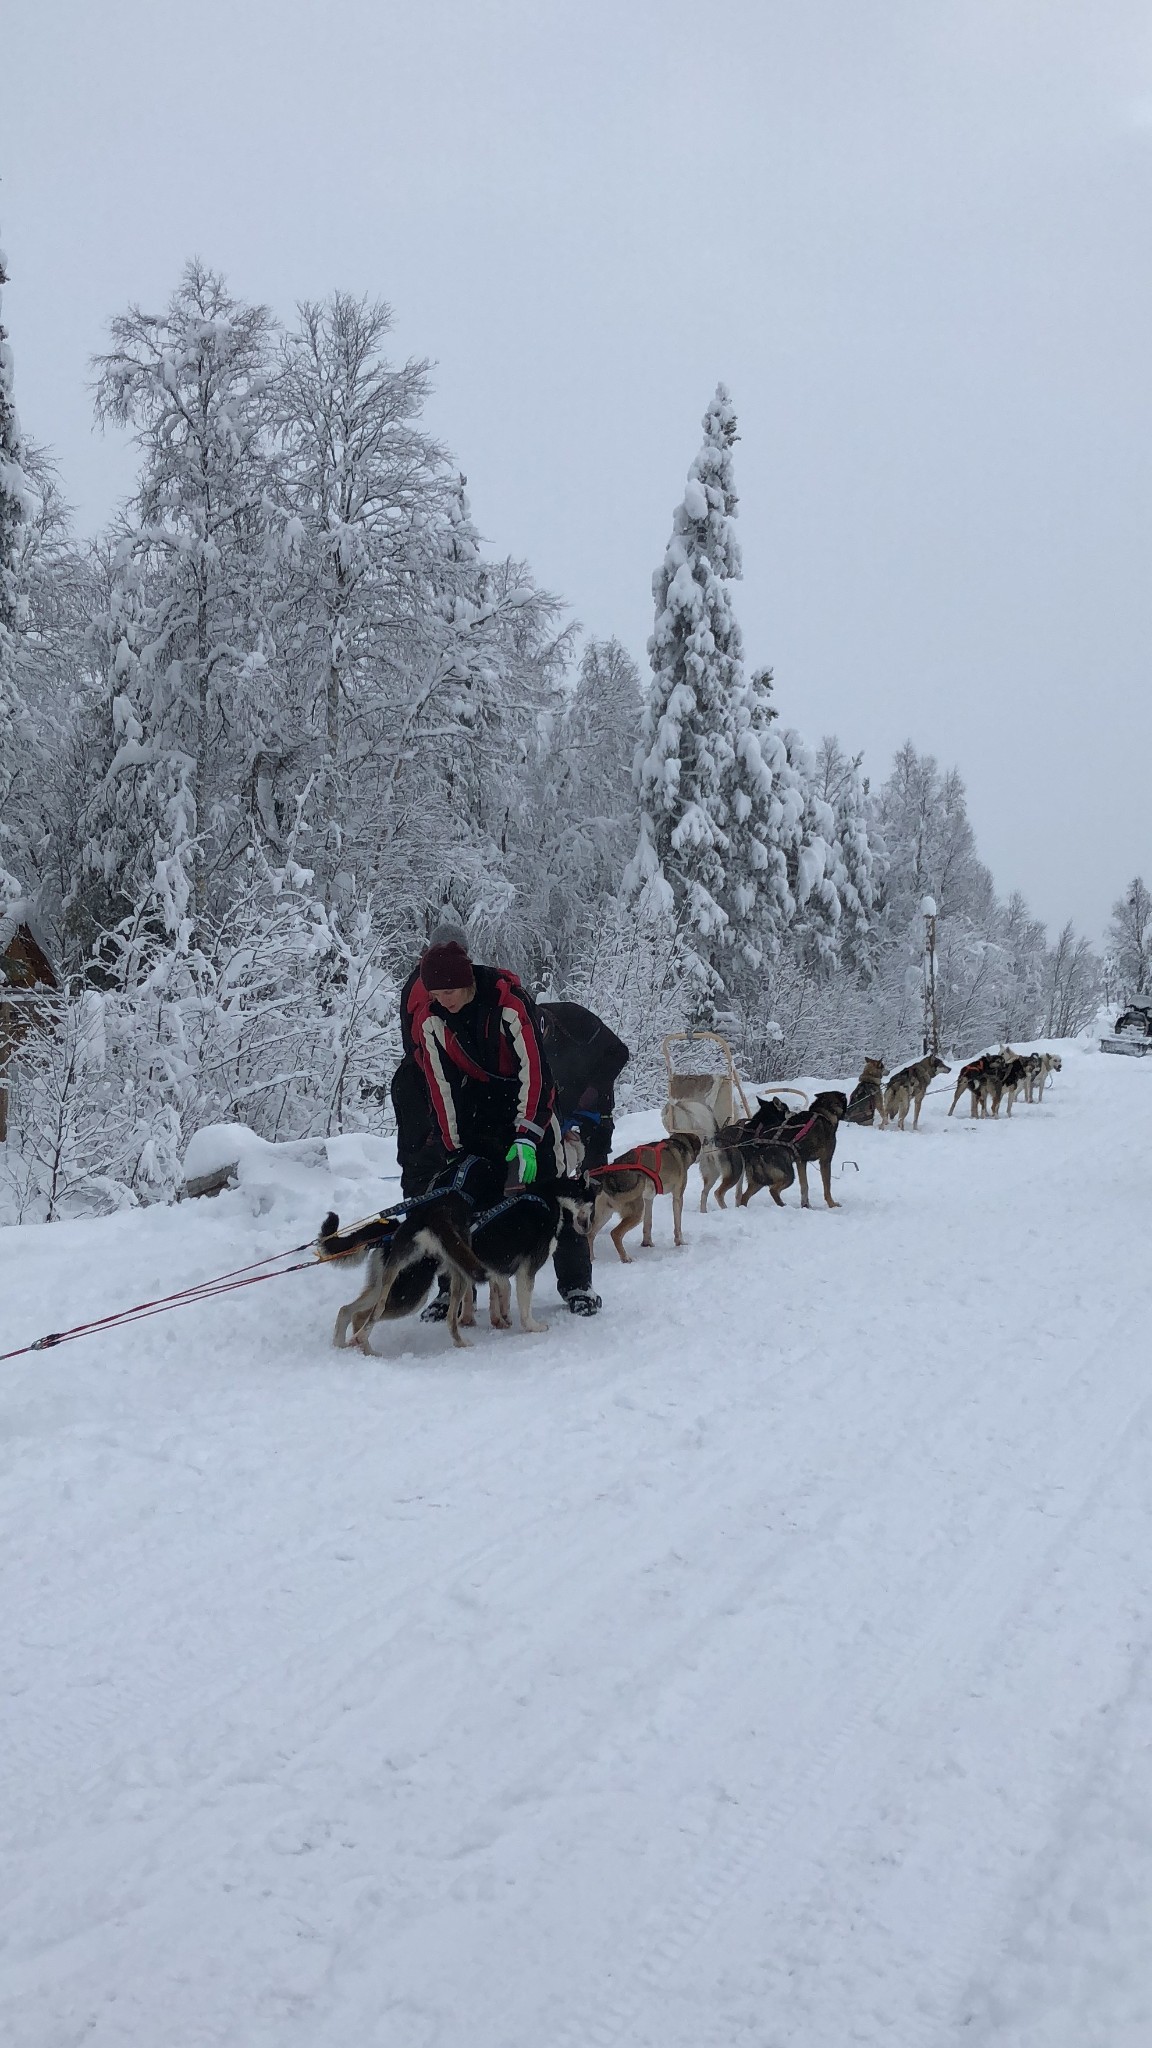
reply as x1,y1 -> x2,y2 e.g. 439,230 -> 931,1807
505,1138 -> 538,1185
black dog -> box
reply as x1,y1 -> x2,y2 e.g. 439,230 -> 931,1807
738,1090 -> 849,1210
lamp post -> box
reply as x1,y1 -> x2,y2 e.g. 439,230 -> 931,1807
921,894 -> 939,1056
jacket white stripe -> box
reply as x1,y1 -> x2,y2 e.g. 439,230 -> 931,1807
421,1015 -> 462,1151
502,1003 -> 543,1134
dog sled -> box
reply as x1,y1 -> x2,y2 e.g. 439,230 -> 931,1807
662,1031 -> 750,1134
1100,1004 -> 1152,1058
660,1032 -> 809,1141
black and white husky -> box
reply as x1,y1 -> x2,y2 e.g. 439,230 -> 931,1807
317,1174 -> 596,1352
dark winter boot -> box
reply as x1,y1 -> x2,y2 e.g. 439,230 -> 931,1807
562,1288 -> 602,1317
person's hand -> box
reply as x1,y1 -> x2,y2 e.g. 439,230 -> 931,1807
505,1139 -> 538,1185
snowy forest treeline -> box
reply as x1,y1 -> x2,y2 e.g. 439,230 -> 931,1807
1,253 -> 1146,1216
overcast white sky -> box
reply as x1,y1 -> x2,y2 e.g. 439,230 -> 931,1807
6,0 -> 1151,936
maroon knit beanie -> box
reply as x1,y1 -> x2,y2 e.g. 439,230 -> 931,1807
420,940 -> 475,993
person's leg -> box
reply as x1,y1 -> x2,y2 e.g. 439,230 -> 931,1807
553,1114 -> 606,1314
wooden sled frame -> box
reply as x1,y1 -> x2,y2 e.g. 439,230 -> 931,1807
662,1032 -> 809,1120
662,1031 -> 752,1121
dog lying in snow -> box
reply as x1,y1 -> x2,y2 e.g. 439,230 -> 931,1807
588,1132 -> 702,1262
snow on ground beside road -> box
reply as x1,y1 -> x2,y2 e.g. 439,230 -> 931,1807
2,1039 -> 1151,2047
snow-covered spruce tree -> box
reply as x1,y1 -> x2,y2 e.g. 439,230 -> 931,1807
631,384 -> 748,1012
1106,877 -> 1152,1000
93,263 -> 280,935
0,229 -> 35,907
726,665 -> 803,967
7,447 -> 102,938
779,726 -> 845,973
812,734 -> 882,976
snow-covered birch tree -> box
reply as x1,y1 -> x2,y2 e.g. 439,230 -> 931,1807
93,263 -> 279,934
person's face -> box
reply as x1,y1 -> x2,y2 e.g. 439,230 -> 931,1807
429,983 -> 475,1015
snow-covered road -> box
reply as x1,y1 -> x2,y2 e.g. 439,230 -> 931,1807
3,1040 -> 1151,2047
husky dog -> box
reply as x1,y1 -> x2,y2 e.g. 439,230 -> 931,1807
880,1054 -> 950,1131
1010,1050 -> 1062,1106
949,1053 -> 997,1118
661,1075 -> 734,1145
319,1175 -> 596,1350
318,1196 -> 482,1353
1034,1051 -> 1061,1099
458,1176 -> 597,1336
589,1132 -> 702,1262
845,1057 -> 886,1126
738,1091 -> 849,1211
698,1096 -> 790,1211
948,1048 -> 1028,1119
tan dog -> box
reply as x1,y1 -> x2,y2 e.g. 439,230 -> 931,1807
881,1054 -> 950,1131
589,1132 -> 703,1262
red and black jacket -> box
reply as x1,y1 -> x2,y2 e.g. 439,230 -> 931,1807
405,964 -> 556,1158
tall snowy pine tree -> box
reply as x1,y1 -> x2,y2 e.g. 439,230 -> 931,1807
630,385 -> 748,1005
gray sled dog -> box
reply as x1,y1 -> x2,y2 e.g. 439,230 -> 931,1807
881,1054 -> 950,1131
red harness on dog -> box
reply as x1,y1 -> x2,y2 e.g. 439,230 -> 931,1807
589,1140 -> 667,1196
780,1112 -> 818,1149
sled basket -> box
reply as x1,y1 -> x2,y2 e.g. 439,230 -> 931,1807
662,1032 -> 753,1124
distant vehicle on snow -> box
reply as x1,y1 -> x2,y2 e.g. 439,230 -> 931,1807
1100,1003 -> 1152,1057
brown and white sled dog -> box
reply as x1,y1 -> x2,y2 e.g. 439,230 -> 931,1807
698,1096 -> 790,1211
881,1054 -> 950,1131
589,1132 -> 702,1262
737,1091 -> 849,1211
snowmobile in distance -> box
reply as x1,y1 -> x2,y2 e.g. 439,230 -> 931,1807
1100,1003 -> 1152,1057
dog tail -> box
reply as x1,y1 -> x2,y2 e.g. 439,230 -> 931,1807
315,1210 -> 396,1264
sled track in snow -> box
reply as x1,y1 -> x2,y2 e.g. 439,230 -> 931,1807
544,1298 -> 1152,2048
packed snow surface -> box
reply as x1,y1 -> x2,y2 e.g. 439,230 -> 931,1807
2,1039 -> 1151,2046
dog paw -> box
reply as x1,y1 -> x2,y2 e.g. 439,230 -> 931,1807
521,1319 -> 549,1335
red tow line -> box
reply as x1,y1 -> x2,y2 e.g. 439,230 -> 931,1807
0,1241 -> 324,1364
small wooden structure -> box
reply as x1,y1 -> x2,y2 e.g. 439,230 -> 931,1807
0,903 -> 58,1144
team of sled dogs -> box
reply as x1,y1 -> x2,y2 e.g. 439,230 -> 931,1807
318,1045 -> 1061,1353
